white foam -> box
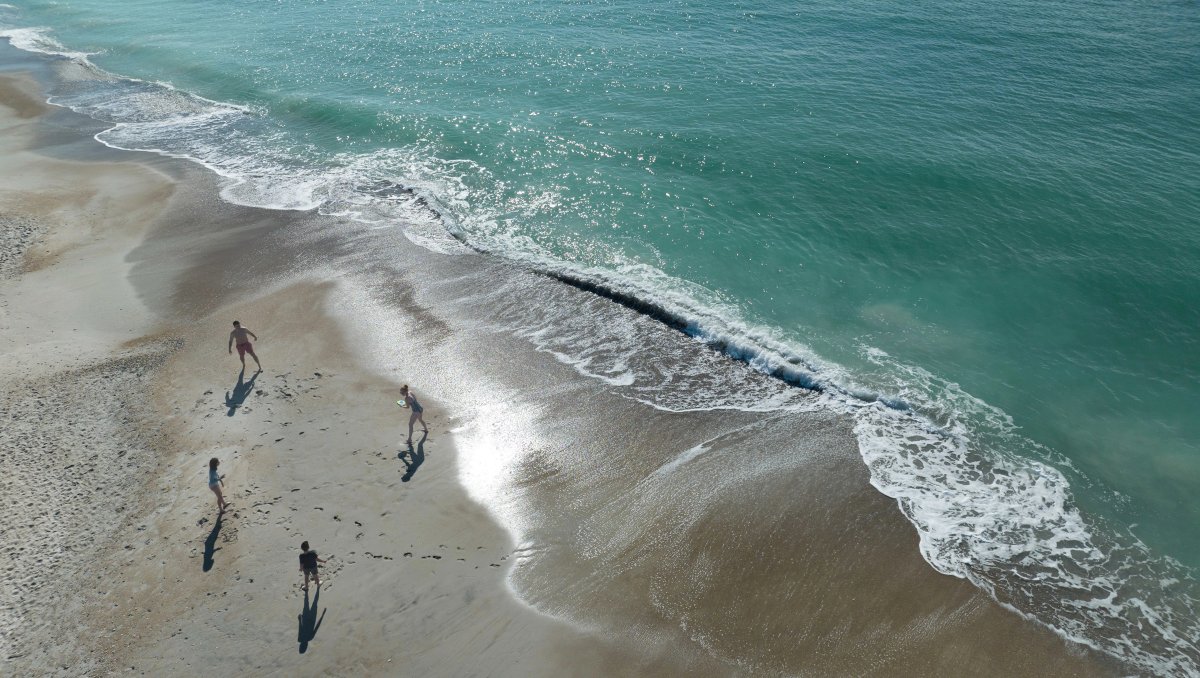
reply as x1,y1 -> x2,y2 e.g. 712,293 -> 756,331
651,443 -> 711,478
844,369 -> 1200,675
0,26 -> 94,62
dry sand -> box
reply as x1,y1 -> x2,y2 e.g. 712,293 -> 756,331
0,66 -> 1126,677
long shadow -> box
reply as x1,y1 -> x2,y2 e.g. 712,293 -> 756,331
225,368 -> 260,416
297,586 -> 326,654
202,514 -> 222,572
398,430 -> 427,483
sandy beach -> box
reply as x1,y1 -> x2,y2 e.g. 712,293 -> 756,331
0,51 -> 1127,677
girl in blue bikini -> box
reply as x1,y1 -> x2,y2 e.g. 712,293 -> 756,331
399,384 -> 428,443
208,457 -> 226,512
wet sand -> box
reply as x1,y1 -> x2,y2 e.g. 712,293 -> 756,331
0,57 -> 1125,677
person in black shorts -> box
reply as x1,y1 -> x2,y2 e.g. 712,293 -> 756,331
298,540 -> 328,591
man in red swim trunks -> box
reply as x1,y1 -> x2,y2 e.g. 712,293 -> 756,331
228,320 -> 262,371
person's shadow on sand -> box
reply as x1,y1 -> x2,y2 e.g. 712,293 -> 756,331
202,514 -> 222,572
297,586 -> 326,654
398,431 -> 427,483
225,368 -> 260,416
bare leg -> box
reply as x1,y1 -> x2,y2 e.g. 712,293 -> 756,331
210,484 -> 225,512
417,411 -> 428,433
303,570 -> 310,591
248,348 -> 262,371
407,411 -> 417,443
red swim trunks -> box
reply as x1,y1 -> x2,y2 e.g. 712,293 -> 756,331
236,342 -> 254,357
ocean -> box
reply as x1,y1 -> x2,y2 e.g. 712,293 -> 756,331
2,0 -> 1198,672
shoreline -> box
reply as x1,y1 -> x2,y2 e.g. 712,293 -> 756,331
0,50 -> 1126,677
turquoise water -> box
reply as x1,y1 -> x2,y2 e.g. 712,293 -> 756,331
3,0 -> 1199,670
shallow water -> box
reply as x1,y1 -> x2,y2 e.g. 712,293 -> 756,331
2,0 -> 1198,672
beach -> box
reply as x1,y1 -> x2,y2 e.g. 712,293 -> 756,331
0,51 -> 1132,677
